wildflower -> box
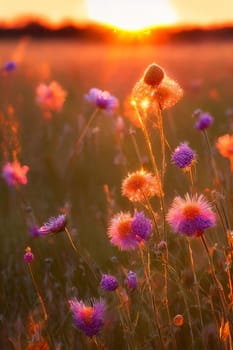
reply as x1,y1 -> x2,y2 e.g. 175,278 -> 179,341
154,76 -> 183,110
167,194 -> 216,237
69,299 -> 105,337
29,225 -> 41,238
24,247 -> 34,263
2,160 -> 29,186
3,60 -> 16,72
85,88 -> 118,114
107,212 -> 138,250
194,110 -> 214,130
100,274 -> 118,291
171,143 -> 196,170
131,210 -> 152,242
36,81 -> 67,112
216,134 -> 233,171
173,314 -> 184,327
125,271 -> 138,291
35,214 -> 67,236
131,63 -> 183,113
122,169 -> 159,202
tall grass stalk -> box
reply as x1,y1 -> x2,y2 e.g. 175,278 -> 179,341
27,264 -> 48,321
139,247 -> 166,350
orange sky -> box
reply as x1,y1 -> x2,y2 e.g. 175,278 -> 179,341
1,0 -> 233,29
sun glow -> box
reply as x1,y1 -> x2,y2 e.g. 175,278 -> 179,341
86,0 -> 177,31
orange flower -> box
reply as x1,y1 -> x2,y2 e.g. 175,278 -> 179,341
216,134 -> 233,171
122,169 -> 159,202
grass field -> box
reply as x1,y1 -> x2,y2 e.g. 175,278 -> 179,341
0,39 -> 233,349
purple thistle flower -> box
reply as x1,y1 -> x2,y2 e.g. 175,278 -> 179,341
100,274 -> 119,291
131,210 -> 152,242
125,271 -> 138,291
35,214 -> 67,236
24,247 -> 34,263
3,60 -> 16,72
69,299 -> 105,337
85,88 -> 118,114
171,143 -> 195,169
194,112 -> 213,130
167,193 -> 216,237
29,225 -> 41,238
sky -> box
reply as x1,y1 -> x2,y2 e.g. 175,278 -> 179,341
1,0 -> 233,30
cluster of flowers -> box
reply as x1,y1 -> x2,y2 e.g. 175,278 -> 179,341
4,62 -> 231,340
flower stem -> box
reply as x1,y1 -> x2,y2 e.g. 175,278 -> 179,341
140,247 -> 166,350
134,104 -> 166,237
75,108 -> 99,152
129,128 -> 144,168
65,227 -> 78,253
168,264 -> 195,349
200,235 -> 231,337
187,239 -> 204,330
28,264 -> 48,321
65,227 -> 100,281
203,129 -> 220,188
156,106 -> 166,182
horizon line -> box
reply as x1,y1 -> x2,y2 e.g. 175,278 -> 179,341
0,15 -> 233,31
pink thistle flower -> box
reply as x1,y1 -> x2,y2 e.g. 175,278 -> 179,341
34,214 -> 67,237
85,88 -> 118,114
69,299 -> 105,337
167,194 -> 216,237
107,212 -> 138,250
36,81 -> 67,112
216,134 -> 233,171
2,160 -> 29,186
24,247 -> 34,263
122,169 -> 159,202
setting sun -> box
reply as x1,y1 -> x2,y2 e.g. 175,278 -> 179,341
86,0 -> 177,31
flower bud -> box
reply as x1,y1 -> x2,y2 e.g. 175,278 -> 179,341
173,314 -> 184,326
143,63 -> 165,87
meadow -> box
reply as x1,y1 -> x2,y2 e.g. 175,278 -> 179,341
0,38 -> 233,349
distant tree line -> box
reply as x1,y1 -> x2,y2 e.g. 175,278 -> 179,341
0,21 -> 233,43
